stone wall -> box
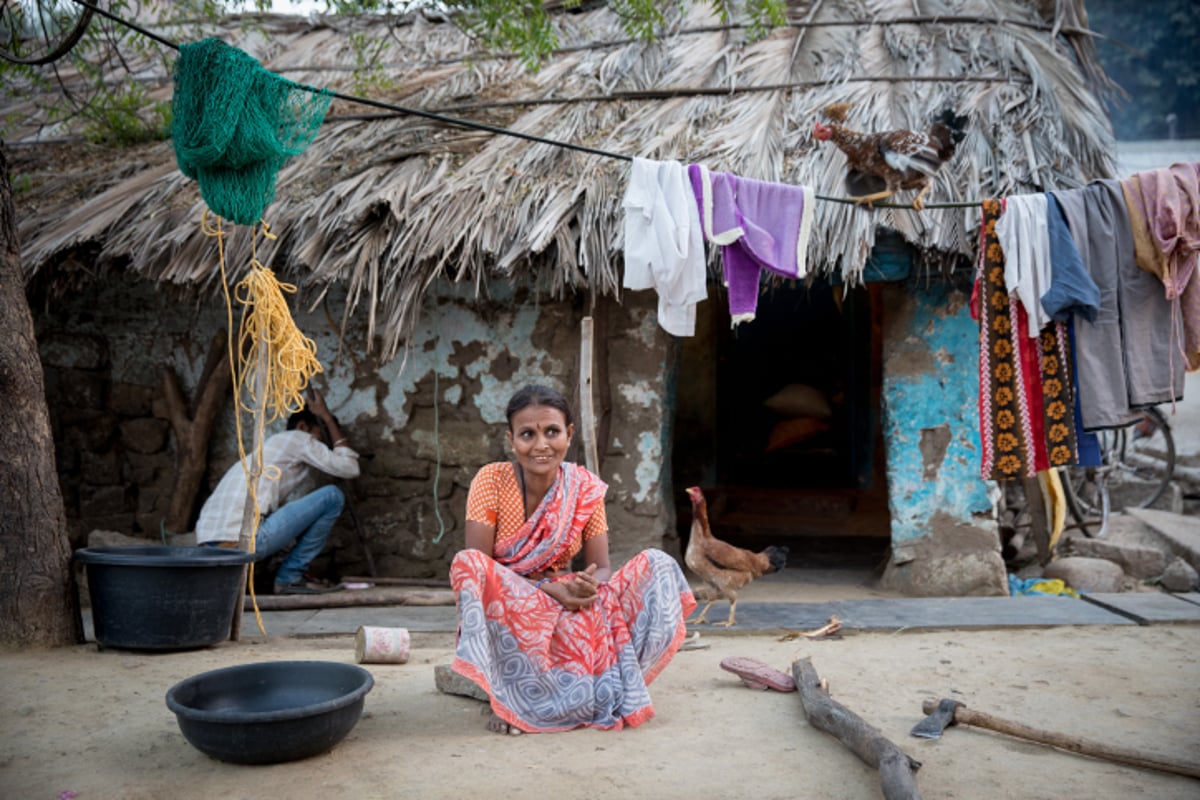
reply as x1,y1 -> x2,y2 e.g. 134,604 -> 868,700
36,275 -> 677,578
877,280 -> 1006,596
40,331 -> 174,548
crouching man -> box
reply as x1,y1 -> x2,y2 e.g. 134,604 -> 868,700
196,388 -> 359,594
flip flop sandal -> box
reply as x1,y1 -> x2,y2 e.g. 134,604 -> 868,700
719,656 -> 797,692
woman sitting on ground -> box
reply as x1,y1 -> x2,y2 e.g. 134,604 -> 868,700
450,384 -> 697,734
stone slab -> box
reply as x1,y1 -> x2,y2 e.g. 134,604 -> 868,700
87,592 -> 1188,645
1080,592 -> 1200,624
247,605 -> 459,638
79,605 -> 461,644
685,596 -> 1135,633
693,602 -> 841,632
254,596 -> 1145,637
1123,508 -> 1200,571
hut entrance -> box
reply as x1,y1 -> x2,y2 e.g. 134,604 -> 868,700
673,279 -> 890,567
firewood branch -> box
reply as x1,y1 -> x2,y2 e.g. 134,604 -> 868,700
792,657 -> 923,800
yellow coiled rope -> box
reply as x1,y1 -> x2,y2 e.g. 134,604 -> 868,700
202,211 -> 324,634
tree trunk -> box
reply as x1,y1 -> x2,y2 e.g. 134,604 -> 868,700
0,145 -> 83,647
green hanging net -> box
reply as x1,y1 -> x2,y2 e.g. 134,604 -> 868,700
172,37 -> 332,226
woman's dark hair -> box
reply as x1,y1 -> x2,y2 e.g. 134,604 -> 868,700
505,384 -> 573,429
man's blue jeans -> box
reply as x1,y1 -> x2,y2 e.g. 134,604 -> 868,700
256,484 -> 345,587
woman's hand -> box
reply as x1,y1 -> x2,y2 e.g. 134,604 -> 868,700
564,563 -> 600,598
542,564 -> 601,611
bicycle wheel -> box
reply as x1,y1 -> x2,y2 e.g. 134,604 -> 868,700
1110,406 -> 1176,510
0,0 -> 94,65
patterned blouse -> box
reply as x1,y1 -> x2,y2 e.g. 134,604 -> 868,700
465,462 -> 607,571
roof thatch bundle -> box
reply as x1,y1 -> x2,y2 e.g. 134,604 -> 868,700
8,0 -> 1116,359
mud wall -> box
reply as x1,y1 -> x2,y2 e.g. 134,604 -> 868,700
878,280 -> 1006,596
35,275 -> 677,579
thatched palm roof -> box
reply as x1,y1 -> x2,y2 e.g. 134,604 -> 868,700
8,0 -> 1115,359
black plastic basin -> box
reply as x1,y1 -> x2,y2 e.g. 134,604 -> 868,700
166,660 -> 374,764
74,545 -> 253,650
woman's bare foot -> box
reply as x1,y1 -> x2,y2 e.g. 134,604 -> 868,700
482,707 -> 523,735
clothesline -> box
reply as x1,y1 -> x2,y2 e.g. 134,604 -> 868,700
977,166 -> 1200,489
69,0 -> 983,211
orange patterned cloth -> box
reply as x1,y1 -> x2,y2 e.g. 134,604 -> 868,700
976,199 -> 1077,479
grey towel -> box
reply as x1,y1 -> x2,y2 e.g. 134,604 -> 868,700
1052,182 -> 1183,430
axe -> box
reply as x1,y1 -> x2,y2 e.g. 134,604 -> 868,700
911,698 -> 1200,780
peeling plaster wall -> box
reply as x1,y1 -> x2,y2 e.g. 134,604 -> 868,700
35,274 -> 676,578
878,282 -> 1006,596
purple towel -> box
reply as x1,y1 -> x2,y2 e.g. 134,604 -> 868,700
687,164 -> 814,325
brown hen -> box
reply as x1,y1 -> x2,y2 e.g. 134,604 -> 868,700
813,103 -> 968,210
684,486 -> 789,627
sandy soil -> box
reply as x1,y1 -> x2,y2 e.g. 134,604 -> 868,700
2,619 -> 1198,800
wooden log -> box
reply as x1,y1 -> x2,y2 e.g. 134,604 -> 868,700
792,657 -> 923,800
341,576 -> 451,588
246,587 -> 456,610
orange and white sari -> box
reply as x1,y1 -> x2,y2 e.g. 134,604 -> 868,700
450,462 -> 696,732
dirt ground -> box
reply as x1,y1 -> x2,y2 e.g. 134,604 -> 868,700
1,612 -> 1198,800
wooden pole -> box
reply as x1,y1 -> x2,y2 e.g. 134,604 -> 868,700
793,657 -> 923,800
579,316 -> 599,473
230,335 -> 268,641
1020,474 -> 1053,565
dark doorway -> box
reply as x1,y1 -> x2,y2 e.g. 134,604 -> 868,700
672,278 -> 890,566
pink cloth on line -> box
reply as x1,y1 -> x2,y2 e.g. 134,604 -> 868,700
687,164 -> 814,326
1122,161 -> 1200,371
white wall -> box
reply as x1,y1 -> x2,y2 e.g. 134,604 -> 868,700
1115,140 -> 1200,178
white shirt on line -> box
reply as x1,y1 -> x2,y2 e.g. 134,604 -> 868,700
622,157 -> 708,337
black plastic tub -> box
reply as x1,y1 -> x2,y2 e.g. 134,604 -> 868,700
166,660 -> 374,764
74,546 -> 254,650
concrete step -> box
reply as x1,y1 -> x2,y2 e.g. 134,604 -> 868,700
1106,479 -> 1184,514
1123,507 -> 1200,573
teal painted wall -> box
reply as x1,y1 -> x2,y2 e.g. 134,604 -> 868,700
882,282 -> 993,544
